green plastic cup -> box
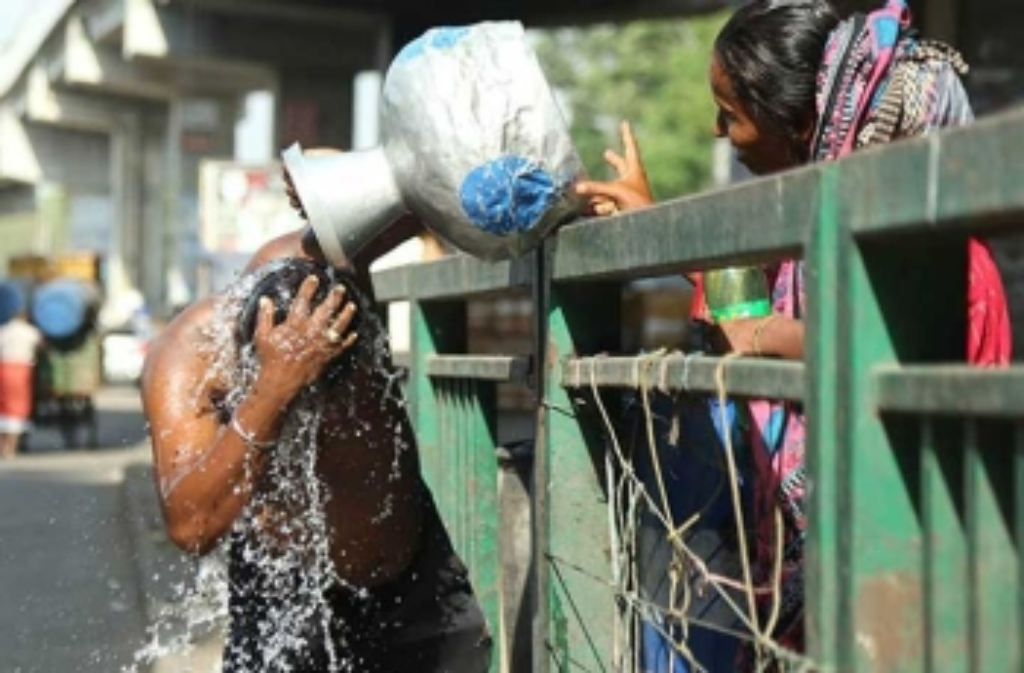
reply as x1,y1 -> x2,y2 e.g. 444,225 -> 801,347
704,266 -> 772,322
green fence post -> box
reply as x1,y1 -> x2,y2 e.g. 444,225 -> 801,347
807,159 -> 967,670
965,420 -> 1019,671
919,417 -> 968,671
536,267 -> 622,673
409,299 -> 466,501
805,165 -> 843,668
468,377 -> 501,654
408,300 -> 501,671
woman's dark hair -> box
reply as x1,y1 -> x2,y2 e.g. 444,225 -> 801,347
715,0 -> 841,151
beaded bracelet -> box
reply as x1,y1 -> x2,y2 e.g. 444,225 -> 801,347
229,414 -> 278,452
752,314 -> 779,357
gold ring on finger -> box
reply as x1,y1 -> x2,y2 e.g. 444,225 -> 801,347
325,328 -> 342,344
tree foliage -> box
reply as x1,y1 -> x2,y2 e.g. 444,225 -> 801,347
532,13 -> 729,199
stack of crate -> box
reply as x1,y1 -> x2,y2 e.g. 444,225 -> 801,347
7,252 -> 101,284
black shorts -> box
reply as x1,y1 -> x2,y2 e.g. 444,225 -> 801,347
223,500 -> 493,672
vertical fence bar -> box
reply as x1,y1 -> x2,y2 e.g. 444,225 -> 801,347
409,299 -> 466,502
532,247 -> 552,673
920,417 -> 967,671
471,378 -> 501,656
422,373 -> 500,670
410,298 -> 502,673
436,380 -> 450,528
806,166 -> 845,668
455,378 -> 467,546
810,156 -> 966,670
538,274 -> 622,672
965,419 -> 1019,671
460,378 -> 472,575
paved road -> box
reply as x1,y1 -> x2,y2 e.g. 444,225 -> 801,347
0,386 -> 156,673
0,384 -> 525,672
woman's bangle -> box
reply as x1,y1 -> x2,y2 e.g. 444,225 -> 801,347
229,413 -> 278,452
752,314 -> 779,357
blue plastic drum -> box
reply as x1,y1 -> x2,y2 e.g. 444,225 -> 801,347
0,280 -> 27,324
31,278 -> 99,340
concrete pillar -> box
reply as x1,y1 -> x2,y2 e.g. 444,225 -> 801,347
156,95 -> 239,316
140,108 -> 169,316
161,98 -> 186,314
107,112 -> 143,308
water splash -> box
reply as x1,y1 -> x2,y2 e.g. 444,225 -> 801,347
131,268 -> 413,672
127,555 -> 229,672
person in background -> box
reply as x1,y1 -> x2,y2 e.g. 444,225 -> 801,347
575,0 -> 1011,668
0,305 -> 44,458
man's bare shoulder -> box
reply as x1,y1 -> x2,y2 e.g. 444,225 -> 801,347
142,297 -> 227,390
245,228 -> 310,272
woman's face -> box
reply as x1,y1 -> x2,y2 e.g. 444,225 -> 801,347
709,53 -> 804,176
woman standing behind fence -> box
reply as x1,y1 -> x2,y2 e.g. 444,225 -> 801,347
576,0 -> 1012,668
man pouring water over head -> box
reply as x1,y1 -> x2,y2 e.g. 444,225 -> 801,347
141,21 -> 585,672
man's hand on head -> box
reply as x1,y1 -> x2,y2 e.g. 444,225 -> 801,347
251,273 -> 358,401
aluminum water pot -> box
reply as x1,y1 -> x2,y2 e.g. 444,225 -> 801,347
282,21 -> 587,264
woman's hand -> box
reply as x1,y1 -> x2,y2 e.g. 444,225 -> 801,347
710,315 -> 805,360
575,121 -> 655,215
711,317 -> 762,355
252,274 -> 358,402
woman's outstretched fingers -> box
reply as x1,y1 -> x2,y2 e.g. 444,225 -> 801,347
592,199 -> 620,216
621,120 -> 643,166
585,180 -> 630,204
603,149 -> 628,176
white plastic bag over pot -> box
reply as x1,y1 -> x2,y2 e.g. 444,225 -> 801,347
282,21 -> 586,263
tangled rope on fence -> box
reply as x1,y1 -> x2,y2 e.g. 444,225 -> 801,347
548,348 -> 823,673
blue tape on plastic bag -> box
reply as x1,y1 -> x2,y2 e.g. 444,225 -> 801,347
459,155 -> 558,236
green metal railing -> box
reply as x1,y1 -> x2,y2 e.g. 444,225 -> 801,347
373,104 -> 1024,672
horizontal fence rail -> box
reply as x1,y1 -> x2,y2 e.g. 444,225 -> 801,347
551,168 -> 815,281
426,355 -> 531,383
874,365 -> 1024,417
373,252 -> 534,302
841,108 -> 1024,236
560,353 -> 804,401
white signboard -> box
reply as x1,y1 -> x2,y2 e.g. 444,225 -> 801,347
199,159 -> 301,254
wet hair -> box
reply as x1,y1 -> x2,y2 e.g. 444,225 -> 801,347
237,257 -> 370,379
714,0 -> 841,156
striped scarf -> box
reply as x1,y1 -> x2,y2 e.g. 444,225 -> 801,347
810,0 -> 970,162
